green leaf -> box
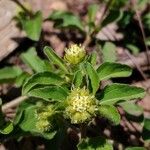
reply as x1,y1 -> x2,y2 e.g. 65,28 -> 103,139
143,13 -> 150,30
137,0 -> 149,10
102,42 -> 117,62
44,46 -> 68,73
88,4 -> 99,23
21,11 -> 42,41
142,118 -> 150,141
0,99 -> 13,135
73,70 -> 83,87
98,105 -> 120,125
97,62 -> 132,81
21,47 -> 50,73
27,86 -> 68,101
125,147 -> 146,150
78,137 -> 113,150
18,105 -> 56,139
88,52 -> 97,66
19,106 -> 36,132
13,100 -> 31,125
126,44 -> 140,55
22,72 -> 64,94
145,37 -> 150,47
0,66 -> 22,83
0,100 -> 13,134
143,119 -> 150,131
110,0 -> 128,9
102,10 -> 123,27
15,72 -> 30,87
119,101 -> 143,116
0,122 -> 13,134
99,84 -> 145,105
118,11 -> 133,28
86,62 -> 99,94
48,11 -> 84,31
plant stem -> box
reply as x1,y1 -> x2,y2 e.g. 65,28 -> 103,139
83,34 -> 91,48
135,11 -> 150,69
124,50 -> 147,80
99,0 -> 114,24
10,0 -> 33,17
131,0 -> 150,69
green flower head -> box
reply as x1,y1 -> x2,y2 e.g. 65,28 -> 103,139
35,104 -> 55,132
64,87 -> 98,124
64,44 -> 86,65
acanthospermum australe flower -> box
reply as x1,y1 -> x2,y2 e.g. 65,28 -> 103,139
64,44 -> 86,65
35,104 -> 55,132
64,87 -> 98,124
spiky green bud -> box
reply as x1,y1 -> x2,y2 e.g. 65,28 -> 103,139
35,104 -> 54,132
64,44 -> 86,65
64,87 -> 98,124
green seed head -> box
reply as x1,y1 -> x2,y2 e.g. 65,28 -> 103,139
64,87 -> 97,124
64,44 -> 86,65
35,104 -> 54,132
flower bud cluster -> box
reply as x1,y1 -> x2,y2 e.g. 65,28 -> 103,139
35,104 -> 54,132
64,44 -> 86,65
64,87 -> 98,124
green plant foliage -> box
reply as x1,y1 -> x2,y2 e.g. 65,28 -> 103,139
101,42 -> 117,62
102,10 -> 123,27
145,37 -> 150,47
86,62 -> 99,94
22,72 -> 65,94
18,105 -> 37,132
88,52 -> 97,66
78,137 -> 113,150
142,118 -> 150,141
143,119 -> 150,131
73,70 -> 83,88
13,100 -> 30,125
126,44 -> 140,55
0,100 -> 14,134
27,86 -> 68,101
18,104 -> 56,139
118,11 -> 133,28
88,4 -> 99,23
0,0 -> 149,147
0,66 -> 22,83
111,0 -> 128,8
87,4 -> 99,33
143,13 -> 150,30
15,72 -> 30,87
44,46 -> 69,73
99,84 -> 145,105
19,11 -> 42,41
137,0 -> 149,10
98,105 -> 120,125
48,11 -> 84,31
97,62 -> 132,81
0,40 -> 146,149
119,101 -> 143,116
0,99 -> 13,134
21,47 -> 50,73
0,122 -> 14,135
